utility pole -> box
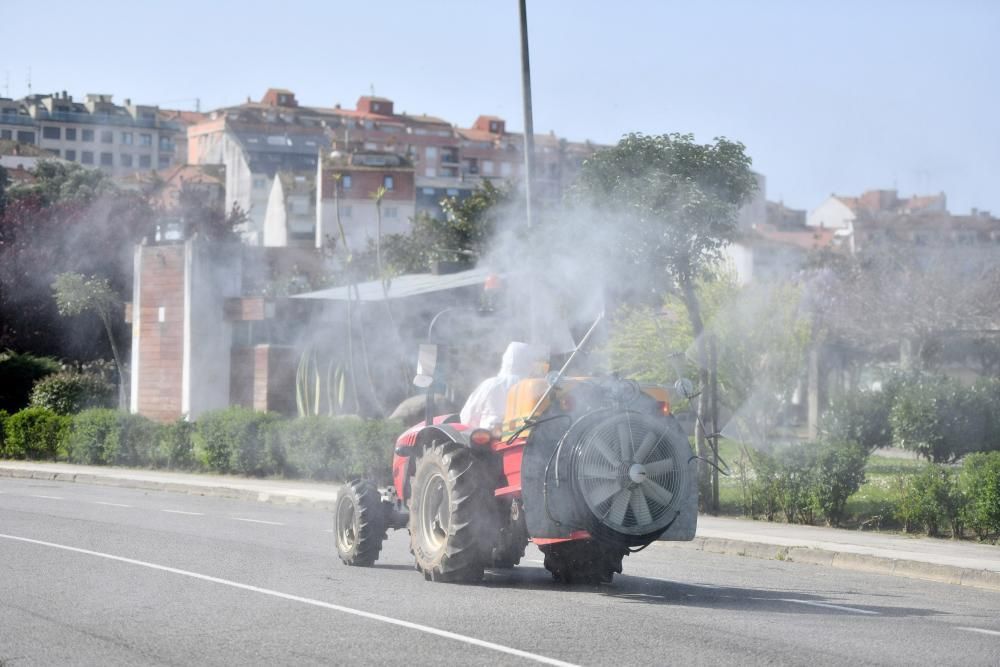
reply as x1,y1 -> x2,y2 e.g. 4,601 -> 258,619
518,0 -> 538,342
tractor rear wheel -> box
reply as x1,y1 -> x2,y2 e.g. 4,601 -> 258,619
409,443 -> 497,582
540,540 -> 627,585
334,479 -> 386,566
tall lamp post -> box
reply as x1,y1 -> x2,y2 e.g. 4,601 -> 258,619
518,0 -> 538,342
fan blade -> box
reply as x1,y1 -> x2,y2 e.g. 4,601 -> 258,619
617,421 -> 633,460
629,488 -> 653,526
644,458 -> 675,478
634,431 -> 661,463
590,434 -> 621,467
606,489 -> 630,526
588,481 -> 622,507
580,460 -> 618,480
642,478 -> 674,507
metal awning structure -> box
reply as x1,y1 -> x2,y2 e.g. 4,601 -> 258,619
290,266 -> 496,302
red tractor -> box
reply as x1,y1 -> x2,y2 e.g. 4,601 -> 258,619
334,327 -> 697,584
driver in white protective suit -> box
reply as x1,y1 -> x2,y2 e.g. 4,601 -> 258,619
459,342 -> 550,429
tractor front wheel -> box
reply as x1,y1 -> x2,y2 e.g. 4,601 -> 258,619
334,480 -> 386,566
540,540 -> 627,585
410,443 -> 497,582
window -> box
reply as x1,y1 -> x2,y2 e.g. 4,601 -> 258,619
65,149 -> 76,161
422,187 -> 436,195
120,153 -> 133,167
425,146 -> 438,160
100,152 -> 113,166
42,126 -> 61,140
446,188 -> 459,196
482,160 -> 494,175
364,142 -> 377,151
121,132 -> 133,145
372,102 -> 381,113
159,136 -> 173,151
384,207 -> 398,219
341,175 -> 352,190
139,154 -> 151,168
500,162 -> 512,177
158,155 -> 171,168
100,130 -> 113,143
16,130 -> 35,143
425,167 -> 436,178
81,151 -> 94,164
65,128 -> 77,141
82,129 -> 94,142
383,175 -> 394,191
0,130 -> 10,140
139,133 -> 152,147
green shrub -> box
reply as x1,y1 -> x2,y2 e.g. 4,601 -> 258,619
30,371 -> 115,415
745,443 -> 818,524
890,377 -> 978,463
960,452 -> 1000,542
157,420 -> 196,470
810,440 -> 868,527
821,389 -> 895,454
265,416 -> 350,480
67,408 -> 119,464
194,407 -> 279,476
343,417 -> 402,484
0,409 -> 8,456
0,350 -> 60,413
972,378 -> 1000,453
895,464 -> 963,536
4,407 -> 69,460
117,413 -> 161,467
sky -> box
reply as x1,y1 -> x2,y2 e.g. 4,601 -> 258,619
2,0 -> 998,214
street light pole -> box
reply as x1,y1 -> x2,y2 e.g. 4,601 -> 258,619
518,0 -> 538,342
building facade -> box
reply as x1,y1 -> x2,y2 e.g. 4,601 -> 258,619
0,92 -> 181,175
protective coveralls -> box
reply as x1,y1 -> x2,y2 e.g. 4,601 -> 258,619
459,342 -> 549,429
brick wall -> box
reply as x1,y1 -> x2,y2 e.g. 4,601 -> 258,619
134,244 -> 186,422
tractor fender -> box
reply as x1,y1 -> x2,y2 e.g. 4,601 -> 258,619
397,423 -> 474,504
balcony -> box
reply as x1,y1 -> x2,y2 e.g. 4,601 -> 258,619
440,152 -> 460,165
0,114 -> 36,127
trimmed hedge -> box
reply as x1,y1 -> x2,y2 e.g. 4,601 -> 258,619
961,452 -> 1000,541
30,371 -> 115,415
743,439 -> 868,527
3,407 -> 69,460
193,407 -> 280,476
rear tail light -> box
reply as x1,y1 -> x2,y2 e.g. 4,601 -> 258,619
656,401 -> 671,417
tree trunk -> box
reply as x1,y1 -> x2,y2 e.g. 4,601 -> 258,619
680,277 -> 711,511
101,311 -> 127,410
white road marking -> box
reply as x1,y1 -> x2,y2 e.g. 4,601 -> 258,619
30,494 -> 63,500
0,533 -> 578,667
751,597 -> 879,615
161,509 -> 203,516
231,518 -> 284,526
957,626 -> 1000,637
95,501 -> 132,508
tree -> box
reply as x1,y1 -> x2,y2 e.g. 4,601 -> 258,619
575,133 -> 757,501
51,273 -> 127,409
0,162 -> 151,360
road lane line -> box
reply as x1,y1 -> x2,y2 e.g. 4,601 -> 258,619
231,518 -> 284,526
0,532 -> 578,667
29,495 -> 64,500
95,501 -> 133,508
957,627 -> 1000,637
750,597 -> 879,615
161,509 -> 204,516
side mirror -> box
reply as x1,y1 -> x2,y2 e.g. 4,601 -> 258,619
413,343 -> 438,389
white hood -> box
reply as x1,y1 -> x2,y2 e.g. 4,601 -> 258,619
460,342 -> 548,428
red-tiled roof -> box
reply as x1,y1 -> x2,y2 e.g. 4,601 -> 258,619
751,224 -> 836,250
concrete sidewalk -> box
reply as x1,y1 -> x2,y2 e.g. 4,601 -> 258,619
2,460 -> 999,592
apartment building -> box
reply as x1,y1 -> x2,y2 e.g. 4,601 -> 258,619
0,92 -> 180,175
186,89 -> 603,245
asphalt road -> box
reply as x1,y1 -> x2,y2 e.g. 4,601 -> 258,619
1,478 -> 999,666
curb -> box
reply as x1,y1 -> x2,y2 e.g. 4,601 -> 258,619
0,467 -> 341,511
657,536 -> 1000,593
